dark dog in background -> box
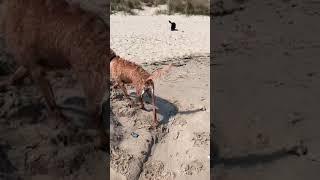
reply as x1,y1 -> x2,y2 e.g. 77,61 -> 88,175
169,20 -> 177,31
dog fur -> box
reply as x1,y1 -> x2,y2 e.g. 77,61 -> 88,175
1,0 -> 111,148
110,56 -> 172,127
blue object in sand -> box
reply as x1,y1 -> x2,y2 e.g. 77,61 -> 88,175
131,132 -> 139,138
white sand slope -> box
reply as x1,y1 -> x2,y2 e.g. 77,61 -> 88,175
111,13 -> 209,64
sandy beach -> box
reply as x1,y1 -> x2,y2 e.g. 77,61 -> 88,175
212,0 -> 320,179
0,2 -> 210,180
111,6 -> 210,64
110,6 -> 210,180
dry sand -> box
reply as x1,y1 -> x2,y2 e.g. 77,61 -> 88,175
213,0 -> 320,179
110,55 -> 210,180
110,5 -> 210,180
0,63 -> 109,179
110,6 -> 210,64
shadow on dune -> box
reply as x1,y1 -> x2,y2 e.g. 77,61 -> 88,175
178,108 -> 204,115
154,96 -> 178,124
129,92 -> 205,125
132,93 -> 179,125
62,93 -> 203,148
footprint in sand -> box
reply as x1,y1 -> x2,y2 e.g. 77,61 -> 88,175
140,160 -> 175,180
192,132 -> 210,147
181,160 -> 204,176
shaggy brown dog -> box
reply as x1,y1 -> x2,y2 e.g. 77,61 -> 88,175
1,0 -> 111,149
110,56 -> 172,127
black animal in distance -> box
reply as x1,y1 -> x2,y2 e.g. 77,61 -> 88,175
169,20 -> 177,31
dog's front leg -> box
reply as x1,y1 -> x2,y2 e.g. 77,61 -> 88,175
119,82 -> 135,106
111,82 -> 119,89
136,88 -> 145,110
119,82 -> 130,98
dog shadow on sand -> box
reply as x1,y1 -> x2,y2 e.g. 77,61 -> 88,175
129,92 -> 204,125
140,94 -> 178,125
59,92 -> 204,128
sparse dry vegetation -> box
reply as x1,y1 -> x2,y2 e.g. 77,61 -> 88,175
111,0 -> 143,14
154,9 -> 169,15
168,0 -> 209,15
143,0 -> 167,7
111,0 -> 209,15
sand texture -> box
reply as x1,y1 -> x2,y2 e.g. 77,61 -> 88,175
110,5 -> 210,180
213,0 -> 320,179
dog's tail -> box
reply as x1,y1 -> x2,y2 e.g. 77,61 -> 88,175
147,63 -> 173,82
169,20 -> 172,24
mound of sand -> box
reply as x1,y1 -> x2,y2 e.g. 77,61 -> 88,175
0,68 -> 108,179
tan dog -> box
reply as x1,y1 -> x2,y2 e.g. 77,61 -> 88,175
1,0 -> 111,149
110,56 -> 172,127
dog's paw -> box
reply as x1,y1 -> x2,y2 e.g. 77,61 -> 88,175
148,122 -> 160,130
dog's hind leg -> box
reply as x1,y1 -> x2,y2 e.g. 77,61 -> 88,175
118,82 -> 130,98
136,88 -> 145,110
118,82 -> 135,106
